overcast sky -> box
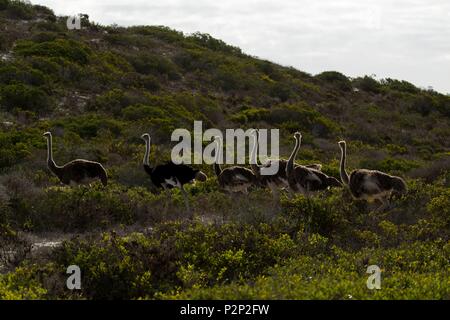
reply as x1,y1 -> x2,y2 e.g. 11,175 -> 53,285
32,0 -> 450,94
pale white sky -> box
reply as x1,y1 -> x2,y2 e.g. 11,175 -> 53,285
32,0 -> 450,93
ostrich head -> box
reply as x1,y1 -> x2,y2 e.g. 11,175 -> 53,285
338,140 -> 346,148
194,170 -> 208,182
294,132 -> 302,140
391,176 -> 407,197
43,131 -> 52,138
141,133 -> 150,142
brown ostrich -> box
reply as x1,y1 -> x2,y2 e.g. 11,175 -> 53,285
249,129 -> 323,197
43,132 -> 107,186
213,136 -> 257,193
338,140 -> 407,211
286,132 -> 341,195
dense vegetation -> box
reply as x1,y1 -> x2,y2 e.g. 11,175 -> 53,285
0,1 -> 449,299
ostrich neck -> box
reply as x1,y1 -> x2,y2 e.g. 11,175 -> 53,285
142,138 -> 154,179
250,133 -> 260,175
287,136 -> 300,176
339,145 -> 350,185
46,136 -> 60,173
214,139 -> 222,175
143,138 -> 151,168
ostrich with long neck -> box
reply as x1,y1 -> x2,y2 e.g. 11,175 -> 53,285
286,132 -> 341,195
338,140 -> 407,211
43,132 -> 108,186
249,129 -> 289,197
213,136 -> 257,193
249,129 -> 323,194
141,133 -> 207,212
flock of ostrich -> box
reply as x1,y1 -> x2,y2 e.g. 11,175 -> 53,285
43,130 -> 407,212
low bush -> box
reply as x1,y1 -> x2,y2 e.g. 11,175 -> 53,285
164,241 -> 450,299
129,53 -> 180,80
0,83 -> 52,113
381,78 -> 420,94
15,39 -> 91,65
353,76 -> 382,94
316,71 -> 352,91
3,0 -> 34,20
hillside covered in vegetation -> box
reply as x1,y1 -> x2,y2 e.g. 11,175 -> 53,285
0,0 -> 449,299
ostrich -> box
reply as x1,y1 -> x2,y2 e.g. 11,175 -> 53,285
338,140 -> 407,211
141,133 -> 207,212
43,132 -> 107,186
249,129 -> 323,196
213,136 -> 257,193
249,129 -> 289,198
286,132 -> 341,195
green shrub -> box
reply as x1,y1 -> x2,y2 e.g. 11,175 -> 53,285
45,221 -> 300,299
0,267 -> 47,299
427,189 -> 450,228
122,93 -> 206,128
128,25 -> 185,44
188,32 -> 242,55
173,49 -> 207,72
381,78 -> 420,94
386,144 -> 408,155
229,107 -> 270,124
361,157 -> 421,174
215,66 -> 241,91
270,82 -> 292,101
87,89 -> 136,115
51,115 -> 123,139
435,95 -> 450,117
122,104 -> 165,121
129,53 -> 179,80
281,193 -> 346,237
316,71 -> 352,91
0,63 -> 49,86
53,233 -> 158,299
0,129 -> 43,169
410,95 -> 435,116
139,74 -> 161,91
353,76 -> 382,94
4,0 -> 34,19
164,241 -> 450,300
15,39 -> 91,65
28,56 -> 61,77
0,83 -> 52,113
266,103 -> 338,136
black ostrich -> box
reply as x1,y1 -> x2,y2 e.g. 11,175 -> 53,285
141,133 -> 207,211
43,132 -> 107,186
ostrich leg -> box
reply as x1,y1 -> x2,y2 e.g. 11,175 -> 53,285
180,185 -> 191,217
374,197 -> 389,213
268,183 -> 281,209
161,186 -> 170,216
